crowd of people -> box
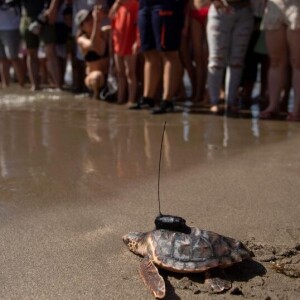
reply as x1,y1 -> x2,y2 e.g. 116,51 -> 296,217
0,0 -> 299,121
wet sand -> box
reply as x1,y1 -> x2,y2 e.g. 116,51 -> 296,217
0,88 -> 299,299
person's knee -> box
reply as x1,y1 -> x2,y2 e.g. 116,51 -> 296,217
267,43 -> 288,68
161,51 -> 179,61
228,63 -> 243,69
27,48 -> 38,57
269,56 -> 288,68
116,64 -> 126,79
144,50 -> 159,60
88,72 -> 104,88
208,55 -> 226,70
125,65 -> 136,80
44,44 -> 56,57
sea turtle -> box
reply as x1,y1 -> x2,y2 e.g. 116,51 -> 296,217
123,227 -> 253,298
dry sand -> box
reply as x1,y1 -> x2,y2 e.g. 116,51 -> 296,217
0,89 -> 299,299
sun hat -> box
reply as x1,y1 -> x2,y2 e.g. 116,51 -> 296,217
75,9 -> 91,26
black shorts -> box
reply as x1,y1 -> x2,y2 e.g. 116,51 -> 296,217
138,0 -> 185,52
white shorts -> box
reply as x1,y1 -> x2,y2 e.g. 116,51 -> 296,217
0,29 -> 21,59
263,0 -> 300,30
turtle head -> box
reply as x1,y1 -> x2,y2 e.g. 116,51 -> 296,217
236,241 -> 255,259
122,232 -> 147,256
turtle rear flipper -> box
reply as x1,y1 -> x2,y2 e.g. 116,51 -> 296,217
204,270 -> 231,293
139,257 -> 166,299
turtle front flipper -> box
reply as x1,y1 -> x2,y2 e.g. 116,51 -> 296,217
204,270 -> 231,293
139,256 -> 166,299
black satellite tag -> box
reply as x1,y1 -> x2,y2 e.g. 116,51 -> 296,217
154,122 -> 191,234
155,214 -> 191,234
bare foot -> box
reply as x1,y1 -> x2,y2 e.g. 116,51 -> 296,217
30,85 -> 40,91
126,101 -> 135,108
210,105 -> 219,114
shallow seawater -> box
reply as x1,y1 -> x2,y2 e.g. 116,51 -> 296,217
0,87 -> 299,204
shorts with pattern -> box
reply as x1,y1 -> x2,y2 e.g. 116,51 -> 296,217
263,0 -> 300,30
0,29 -> 21,59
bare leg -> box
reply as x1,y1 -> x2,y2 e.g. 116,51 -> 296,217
151,51 -> 181,114
85,71 -> 105,99
260,55 -> 269,100
0,59 -> 10,87
136,54 -> 144,97
280,65 -> 292,112
191,18 -> 208,103
124,54 -> 138,105
161,51 -> 181,100
27,48 -> 40,90
11,58 -> 25,87
261,27 -> 288,116
287,29 -> 300,120
72,58 -> 85,92
180,33 -> 195,98
143,50 -> 161,98
39,58 -> 49,85
114,54 -> 127,104
45,43 -> 61,89
57,56 -> 66,88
